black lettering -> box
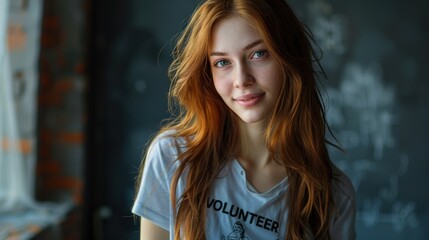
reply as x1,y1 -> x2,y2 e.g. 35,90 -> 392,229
229,204 -> 239,217
263,218 -> 272,230
256,216 -> 265,228
222,202 -> 229,214
238,209 -> 248,221
213,200 -> 222,211
271,221 -> 279,233
207,198 -> 280,233
248,212 -> 258,224
207,198 -> 215,208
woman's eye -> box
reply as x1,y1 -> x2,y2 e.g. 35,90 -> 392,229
214,60 -> 230,68
252,50 -> 267,59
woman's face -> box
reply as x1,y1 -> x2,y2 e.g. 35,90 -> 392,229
209,15 -> 283,125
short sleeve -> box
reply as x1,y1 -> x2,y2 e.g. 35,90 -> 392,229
132,132 -> 180,231
329,166 -> 357,240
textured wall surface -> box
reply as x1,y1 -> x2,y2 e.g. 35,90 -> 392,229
36,0 -> 88,238
287,0 -> 429,239
37,0 -> 87,206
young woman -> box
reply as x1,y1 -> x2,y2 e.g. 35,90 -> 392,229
132,0 -> 356,239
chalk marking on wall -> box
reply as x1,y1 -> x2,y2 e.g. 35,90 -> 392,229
343,64 -> 396,160
307,0 -> 347,54
305,0 -> 419,232
324,63 -> 418,231
358,199 -> 419,231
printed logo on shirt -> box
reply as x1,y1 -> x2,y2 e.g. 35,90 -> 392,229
221,221 -> 249,240
207,197 -> 279,233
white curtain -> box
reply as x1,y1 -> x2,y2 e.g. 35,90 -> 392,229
0,2 -> 74,238
0,0 -> 38,212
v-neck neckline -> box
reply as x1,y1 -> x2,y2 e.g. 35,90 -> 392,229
231,159 -> 288,197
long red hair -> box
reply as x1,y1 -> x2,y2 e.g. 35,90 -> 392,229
139,0 -> 335,239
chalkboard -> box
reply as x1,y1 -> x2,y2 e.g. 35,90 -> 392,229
287,0 -> 429,239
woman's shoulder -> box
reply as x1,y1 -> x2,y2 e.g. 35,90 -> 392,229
145,129 -> 187,166
149,129 -> 186,151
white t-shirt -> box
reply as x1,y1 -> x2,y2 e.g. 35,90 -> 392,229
132,131 -> 356,240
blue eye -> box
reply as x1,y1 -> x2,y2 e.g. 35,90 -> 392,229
252,50 -> 267,59
214,60 -> 230,68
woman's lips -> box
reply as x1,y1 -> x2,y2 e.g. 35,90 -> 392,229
234,93 -> 264,107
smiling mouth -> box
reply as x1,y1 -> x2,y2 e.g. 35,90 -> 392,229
234,93 -> 264,107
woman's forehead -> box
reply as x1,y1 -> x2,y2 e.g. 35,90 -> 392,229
210,15 -> 264,54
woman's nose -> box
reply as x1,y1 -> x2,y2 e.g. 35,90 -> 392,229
234,63 -> 255,88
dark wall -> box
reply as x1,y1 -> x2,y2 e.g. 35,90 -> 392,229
88,0 -> 429,239
87,0 -> 196,239
287,0 -> 429,239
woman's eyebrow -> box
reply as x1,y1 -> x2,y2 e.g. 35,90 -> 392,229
209,39 -> 263,57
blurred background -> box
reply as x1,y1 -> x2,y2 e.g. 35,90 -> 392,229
0,0 -> 428,239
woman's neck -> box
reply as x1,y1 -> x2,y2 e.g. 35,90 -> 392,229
235,120 -> 287,193
236,121 -> 271,168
